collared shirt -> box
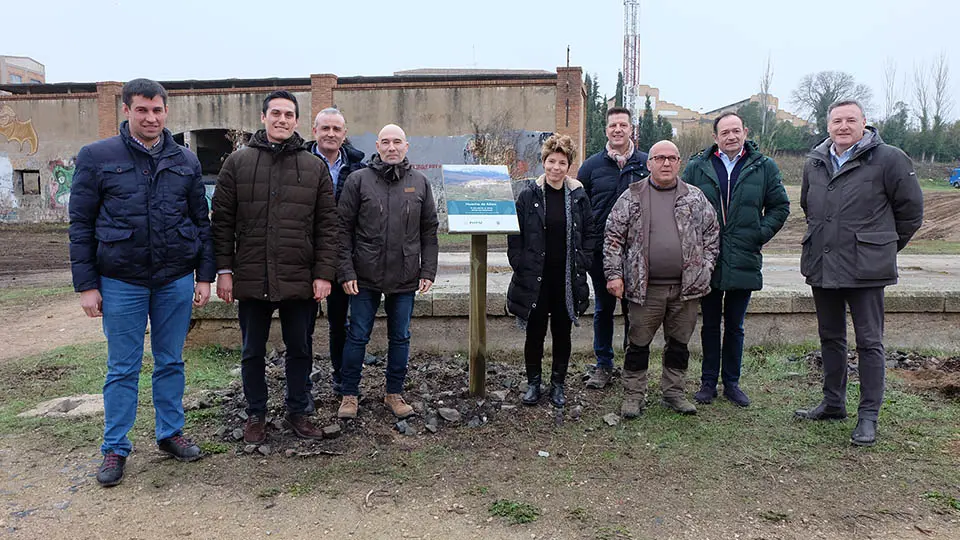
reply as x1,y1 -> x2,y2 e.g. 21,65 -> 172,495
715,146 -> 746,177
830,142 -> 858,171
315,146 -> 343,188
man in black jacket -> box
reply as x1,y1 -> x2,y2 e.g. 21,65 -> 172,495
576,107 -> 649,389
795,100 -> 923,447
69,79 -> 215,487
303,108 -> 366,396
336,124 -> 439,420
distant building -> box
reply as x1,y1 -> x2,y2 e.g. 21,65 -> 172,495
0,56 -> 45,85
609,85 -> 807,137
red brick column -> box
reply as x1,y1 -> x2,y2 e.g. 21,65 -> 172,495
96,81 -> 122,140
554,67 -> 585,170
310,74 -> 338,123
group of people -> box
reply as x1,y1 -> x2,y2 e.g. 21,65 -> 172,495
68,79 -> 923,489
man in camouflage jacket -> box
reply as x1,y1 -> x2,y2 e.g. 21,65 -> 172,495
604,140 -> 719,417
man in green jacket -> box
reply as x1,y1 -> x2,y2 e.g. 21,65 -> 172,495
682,112 -> 789,407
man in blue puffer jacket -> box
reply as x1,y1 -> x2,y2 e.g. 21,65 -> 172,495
576,106 -> 649,389
69,79 -> 215,487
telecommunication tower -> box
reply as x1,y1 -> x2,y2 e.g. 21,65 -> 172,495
623,0 -> 641,118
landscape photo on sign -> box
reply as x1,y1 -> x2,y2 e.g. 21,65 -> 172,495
441,164 -> 519,234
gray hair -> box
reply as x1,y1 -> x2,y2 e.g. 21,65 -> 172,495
314,107 -> 345,127
827,100 -> 865,119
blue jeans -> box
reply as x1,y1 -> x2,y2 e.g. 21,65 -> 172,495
100,274 -> 194,456
589,254 -> 629,369
340,289 -> 415,396
699,288 -> 752,386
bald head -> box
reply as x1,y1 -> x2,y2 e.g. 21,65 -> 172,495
376,124 -> 410,164
647,140 -> 682,188
648,140 -> 679,156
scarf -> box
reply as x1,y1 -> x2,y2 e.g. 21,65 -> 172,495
606,140 -> 635,170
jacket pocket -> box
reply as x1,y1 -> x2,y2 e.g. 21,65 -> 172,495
95,227 -> 135,276
177,223 -> 201,262
401,242 -> 421,285
854,231 -> 899,280
799,227 -> 815,277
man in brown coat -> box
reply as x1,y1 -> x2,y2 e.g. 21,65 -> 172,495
212,90 -> 339,444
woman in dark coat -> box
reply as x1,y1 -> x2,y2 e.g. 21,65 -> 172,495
507,134 -> 596,408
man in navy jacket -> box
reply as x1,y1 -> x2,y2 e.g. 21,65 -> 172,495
576,107 -> 649,389
69,79 -> 215,487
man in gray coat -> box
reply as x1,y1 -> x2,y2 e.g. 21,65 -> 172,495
794,100 -> 923,447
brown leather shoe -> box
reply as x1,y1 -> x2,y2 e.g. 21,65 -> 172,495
384,393 -> 415,419
243,414 -> 267,444
284,414 -> 324,440
338,395 -> 358,419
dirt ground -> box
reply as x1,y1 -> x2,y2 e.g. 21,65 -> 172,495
1,208 -> 960,539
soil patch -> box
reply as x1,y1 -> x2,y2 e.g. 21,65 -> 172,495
791,349 -> 960,399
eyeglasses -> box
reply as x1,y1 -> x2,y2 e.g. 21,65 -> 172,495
650,155 -> 681,164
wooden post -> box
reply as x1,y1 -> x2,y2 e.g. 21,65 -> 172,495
469,234 -> 488,397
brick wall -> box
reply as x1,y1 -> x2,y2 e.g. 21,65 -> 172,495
96,82 -> 122,139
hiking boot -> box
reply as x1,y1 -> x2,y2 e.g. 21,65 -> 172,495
97,451 -> 126,488
384,394 -> 415,419
338,395 -> 359,419
661,367 -> 697,415
158,434 -> 202,462
694,383 -> 717,404
722,384 -> 751,407
851,418 -> 877,447
584,366 -> 613,389
794,401 -> 848,421
620,369 -> 648,418
243,414 -> 267,444
284,413 -> 324,440
661,395 -> 698,415
522,376 -> 542,405
549,383 -> 566,408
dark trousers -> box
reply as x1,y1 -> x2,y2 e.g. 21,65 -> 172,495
524,277 -> 572,385
589,252 -> 629,369
326,285 -> 350,384
238,298 -> 318,417
699,288 -> 752,386
812,286 -> 886,421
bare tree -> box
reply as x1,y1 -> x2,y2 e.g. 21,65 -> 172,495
791,71 -> 873,135
913,61 -> 931,132
758,55 -> 774,142
932,51 -> 952,130
882,57 -> 899,121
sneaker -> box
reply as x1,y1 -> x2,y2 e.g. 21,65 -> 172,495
158,434 -> 202,462
243,414 -> 267,444
97,451 -> 126,487
694,383 -> 718,404
722,384 -> 751,407
384,394 -> 415,419
284,414 -> 325,440
338,395 -> 359,419
584,366 -> 613,389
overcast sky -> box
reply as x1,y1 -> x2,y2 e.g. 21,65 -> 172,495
5,0 -> 959,121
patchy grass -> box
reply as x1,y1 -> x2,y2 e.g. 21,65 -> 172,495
900,240 -> 960,255
0,285 -> 73,307
488,499 -> 541,524
198,440 -> 231,455
918,178 -> 958,191
438,233 -> 508,252
922,491 -> 960,512
184,345 -> 239,390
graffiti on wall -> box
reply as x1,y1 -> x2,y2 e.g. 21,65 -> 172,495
0,106 -> 39,155
0,156 -> 18,221
48,158 -> 75,209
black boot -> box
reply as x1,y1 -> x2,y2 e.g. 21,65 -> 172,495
522,376 -> 542,405
549,383 -> 566,408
